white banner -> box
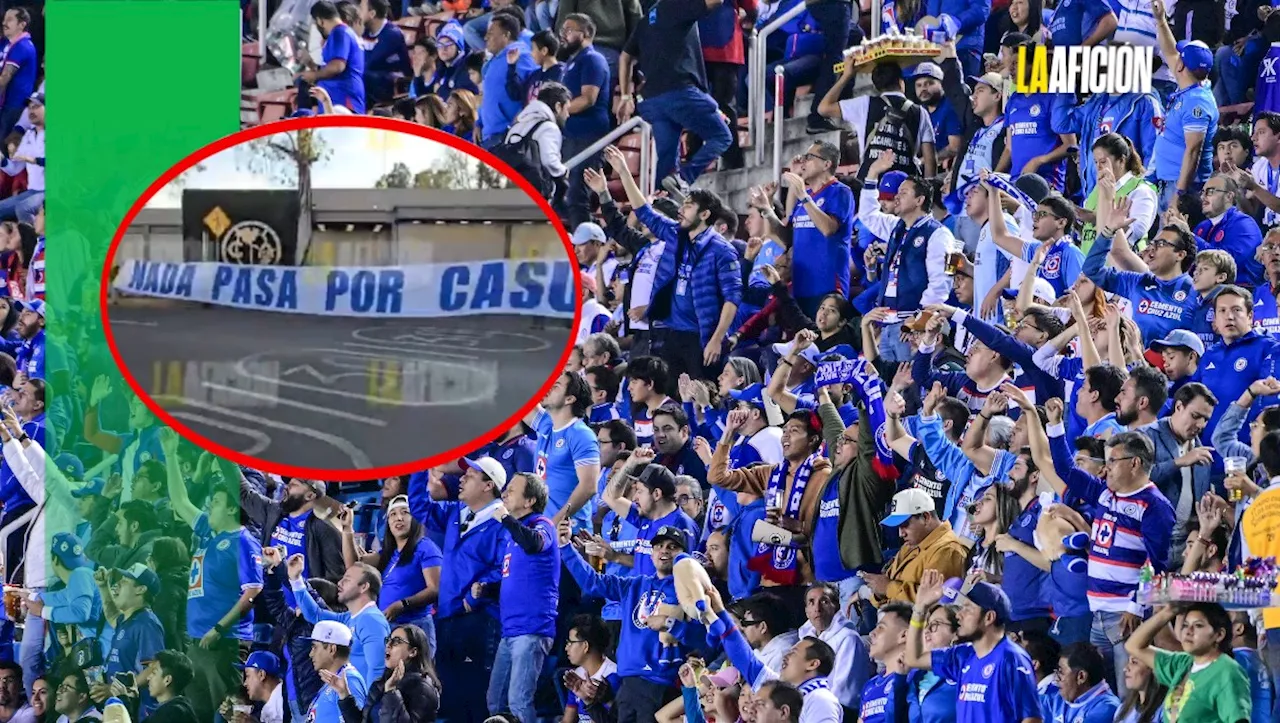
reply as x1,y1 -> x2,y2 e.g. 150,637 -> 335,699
113,258 -> 578,319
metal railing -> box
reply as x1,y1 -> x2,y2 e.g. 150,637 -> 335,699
749,1 -> 807,165
564,116 -> 655,198
258,0 -> 267,57
773,67 -> 786,182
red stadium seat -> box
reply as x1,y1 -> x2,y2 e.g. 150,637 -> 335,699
257,89 -> 297,124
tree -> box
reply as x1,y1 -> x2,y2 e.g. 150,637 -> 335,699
408,151 -> 515,189
234,128 -> 331,265
375,162 -> 413,189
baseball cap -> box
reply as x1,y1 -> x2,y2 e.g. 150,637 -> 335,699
702,666 -> 741,688
71,476 -> 105,499
909,62 -> 944,81
1001,31 -> 1032,48
1013,173 -> 1052,205
52,532 -> 89,569
306,620 -> 354,647
1002,277 -> 1056,304
967,72 -> 1004,94
1176,40 -> 1214,74
27,92 -> 42,107
940,578 -> 1013,625
879,170 -> 908,201
728,382 -> 768,409
117,563 -> 161,598
23,299 -> 44,318
464,456 -> 509,492
881,488 -> 935,527
770,340 -> 825,367
237,650 -> 284,678
1150,329 -> 1206,358
651,524 -> 689,551
571,222 -> 606,246
631,462 -> 677,499
299,479 -> 327,498
55,453 -> 84,480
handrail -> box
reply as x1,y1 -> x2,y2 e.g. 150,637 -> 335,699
565,116 -> 655,198
0,503 -> 38,587
870,0 -> 882,39
749,2 -> 808,165
772,67 -> 785,182
258,0 -> 267,57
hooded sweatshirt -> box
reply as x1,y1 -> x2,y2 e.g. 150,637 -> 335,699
505,100 -> 567,180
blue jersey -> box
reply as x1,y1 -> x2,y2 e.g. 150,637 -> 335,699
187,514 -> 263,640
105,609 -> 166,678
1088,265 -> 1197,343
378,538 -> 443,623
1007,93 -> 1067,190
1152,83 -> 1217,183
598,508 -> 640,622
1192,330 -> 1280,444
498,514 -> 561,638
1043,681 -> 1120,723
931,639 -> 1042,723
1256,283 -> 1280,337
859,672 -> 909,723
534,409 -> 600,525
1047,0 -> 1113,45
1256,43 -> 1280,117
1019,237 -> 1084,299
789,179 -> 855,298
1004,498 -> 1049,620
908,670 -> 958,723
1233,647 -> 1274,723
0,35 -> 35,111
1195,207 -> 1265,287
318,24 -> 366,114
308,665 -> 367,723
269,511 -> 310,578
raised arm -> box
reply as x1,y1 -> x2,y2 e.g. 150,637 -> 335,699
961,392 -> 1006,475
158,428 -> 201,526
1123,605 -> 1176,670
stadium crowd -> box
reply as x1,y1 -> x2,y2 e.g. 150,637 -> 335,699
22,0 -> 1280,721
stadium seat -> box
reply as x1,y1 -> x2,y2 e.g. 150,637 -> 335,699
257,88 -> 297,124
241,42 -> 262,87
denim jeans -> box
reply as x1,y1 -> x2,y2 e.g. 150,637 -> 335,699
19,601 -> 41,697
804,0 -> 851,123
0,190 -> 41,223
1090,610 -> 1131,699
637,86 -> 731,184
1265,628 -> 1280,720
877,320 -> 914,363
524,0 -> 558,33
487,633 -> 553,723
1215,41 -> 1267,107
463,14 -> 492,53
1050,614 -> 1092,647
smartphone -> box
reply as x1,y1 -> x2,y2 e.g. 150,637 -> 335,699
273,544 -> 287,560
114,672 -> 136,689
85,666 -> 105,687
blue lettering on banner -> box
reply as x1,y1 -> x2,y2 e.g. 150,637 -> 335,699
325,269 -> 405,313
114,258 -> 576,319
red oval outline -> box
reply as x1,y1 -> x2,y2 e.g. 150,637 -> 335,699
99,115 -> 582,482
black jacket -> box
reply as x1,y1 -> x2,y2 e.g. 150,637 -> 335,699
338,671 -> 440,723
239,479 -> 345,583
147,696 -> 199,723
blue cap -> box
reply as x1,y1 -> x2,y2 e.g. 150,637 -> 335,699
1150,329 -> 1205,358
909,62 -> 944,81
54,453 -> 84,480
117,563 -> 161,598
237,650 -> 283,677
1176,40 -> 1214,74
51,532 -> 89,569
71,477 -> 105,499
943,578 -> 1013,625
878,171 -> 908,199
22,299 -> 44,318
728,382 -> 767,408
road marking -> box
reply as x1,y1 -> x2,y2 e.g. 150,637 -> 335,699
159,395 -> 372,468
201,382 -> 390,425
350,326 -> 553,353
340,342 -> 482,361
170,411 -> 273,456
282,364 -> 370,385
113,319 -> 160,327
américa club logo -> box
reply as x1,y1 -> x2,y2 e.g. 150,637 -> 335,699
1015,44 -> 1154,95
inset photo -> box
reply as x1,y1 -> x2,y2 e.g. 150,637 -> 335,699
103,117 -> 578,479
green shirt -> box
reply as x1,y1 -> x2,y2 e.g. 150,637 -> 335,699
1154,649 -> 1252,723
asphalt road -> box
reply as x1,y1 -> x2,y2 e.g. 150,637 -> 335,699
107,304 -> 572,472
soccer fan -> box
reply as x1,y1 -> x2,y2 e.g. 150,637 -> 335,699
1149,0 -> 1219,213
561,614 -> 621,723
302,1 -> 367,114
532,370 -> 602,526
286,554 -> 392,688
305,620 -> 370,723
240,651 -> 285,723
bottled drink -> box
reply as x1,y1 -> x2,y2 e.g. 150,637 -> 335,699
1226,456 -> 1248,502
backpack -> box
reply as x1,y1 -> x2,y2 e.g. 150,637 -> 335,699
491,120 -> 555,199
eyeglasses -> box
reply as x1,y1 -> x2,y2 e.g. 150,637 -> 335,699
802,153 -> 826,162
740,618 -> 763,627
1033,210 -> 1061,220
1148,239 -> 1176,250
1203,187 -> 1228,197
676,494 -> 697,505
925,621 -> 954,633
835,435 -> 858,446
566,638 -> 588,646
386,636 -> 408,649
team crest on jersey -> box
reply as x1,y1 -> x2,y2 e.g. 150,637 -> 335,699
633,590 -> 665,629
982,664 -> 995,679
1236,358 -> 1248,371
1207,309 -> 1216,323
502,553 -> 512,577
503,449 -> 513,460
556,439 -> 566,448
1174,290 -> 1187,302
1099,121 -> 1113,133
1193,106 -> 1204,118
1153,116 -> 1165,133
535,454 -> 548,479
1215,229 -> 1225,242
140,452 -> 151,463
1137,299 -> 1151,313
1030,104 -> 1041,117
913,237 -> 924,247
1043,255 -> 1061,276
217,539 -> 231,551
883,679 -> 893,693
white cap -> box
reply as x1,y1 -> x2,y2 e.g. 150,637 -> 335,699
464,456 -> 509,491
571,222 -> 606,246
307,620 -> 353,647
881,488 -> 936,527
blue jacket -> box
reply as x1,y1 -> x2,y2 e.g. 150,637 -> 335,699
408,482 -> 506,621
1195,207 -> 1265,287
1192,330 -> 1280,444
922,0 -> 991,54
1051,91 -> 1163,196
877,215 -> 945,314
959,311 -> 1065,402
1042,681 -> 1120,723
480,40 -> 536,142
639,206 -> 744,345
496,513 -> 560,638
1139,418 -> 1221,520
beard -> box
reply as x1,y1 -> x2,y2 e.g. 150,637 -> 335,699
281,493 -> 306,514
558,38 -> 583,60
956,626 -> 982,643
1115,404 -> 1139,427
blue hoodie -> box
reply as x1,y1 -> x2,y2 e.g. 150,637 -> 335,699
1042,681 -> 1119,723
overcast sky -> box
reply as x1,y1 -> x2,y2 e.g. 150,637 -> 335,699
145,127 -> 450,208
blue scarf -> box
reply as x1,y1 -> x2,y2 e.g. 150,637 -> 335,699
749,452 -> 820,584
